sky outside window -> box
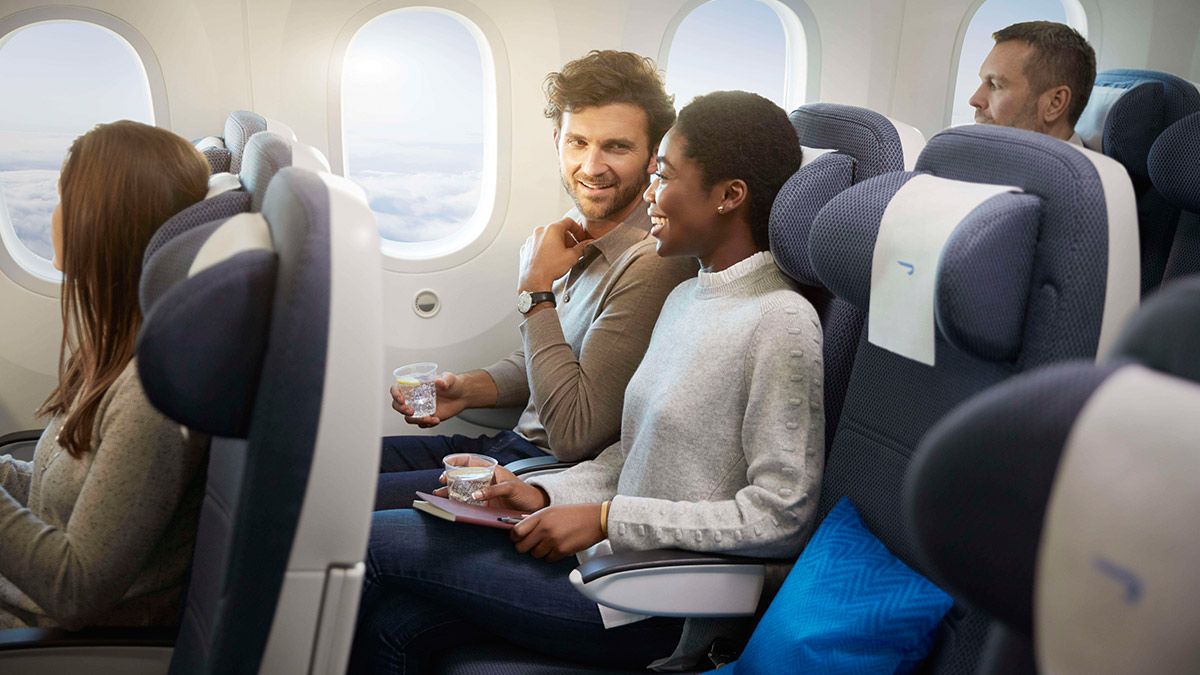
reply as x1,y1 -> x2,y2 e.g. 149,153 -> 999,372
667,0 -> 792,111
0,20 -> 154,262
342,9 -> 486,244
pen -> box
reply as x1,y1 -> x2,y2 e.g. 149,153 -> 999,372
497,515 -> 526,525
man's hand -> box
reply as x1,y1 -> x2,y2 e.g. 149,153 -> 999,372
434,466 -> 550,512
510,503 -> 606,562
517,217 -> 594,293
391,371 -> 469,427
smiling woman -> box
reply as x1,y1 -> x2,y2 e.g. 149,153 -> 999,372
0,19 -> 154,273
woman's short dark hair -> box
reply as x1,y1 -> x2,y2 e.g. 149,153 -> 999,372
993,21 -> 1096,125
544,50 -> 676,149
674,91 -> 802,249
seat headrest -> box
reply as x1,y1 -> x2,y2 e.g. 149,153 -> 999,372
789,103 -> 925,179
195,136 -> 231,174
811,171 -> 1040,363
1148,111 -> 1200,212
141,190 -> 253,300
138,211 -> 277,437
1095,68 -> 1200,125
769,152 -> 856,286
240,131 -> 294,212
224,110 -> 269,174
1108,275 -> 1200,383
1075,79 -> 1164,180
914,124 -> 1140,362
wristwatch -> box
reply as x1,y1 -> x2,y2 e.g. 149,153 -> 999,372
517,290 -> 556,314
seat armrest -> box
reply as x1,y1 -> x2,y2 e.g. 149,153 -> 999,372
569,549 -> 768,617
0,626 -> 177,651
504,455 -> 578,476
458,406 -> 524,431
0,429 -> 44,462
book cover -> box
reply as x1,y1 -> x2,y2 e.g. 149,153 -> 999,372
413,491 -> 529,530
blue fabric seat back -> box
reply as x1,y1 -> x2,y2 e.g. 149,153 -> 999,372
906,275 -> 1200,674
1149,111 -> 1200,283
137,167 -> 333,674
771,103 -> 921,454
807,124 -> 1139,674
1077,69 -> 1200,293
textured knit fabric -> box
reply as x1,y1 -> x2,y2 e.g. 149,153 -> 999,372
530,252 -> 824,557
0,359 -> 208,629
483,207 -> 696,461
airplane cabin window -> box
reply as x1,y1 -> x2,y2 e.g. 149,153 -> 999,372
0,20 -> 154,279
950,0 -> 1088,127
665,0 -> 806,111
342,9 -> 490,252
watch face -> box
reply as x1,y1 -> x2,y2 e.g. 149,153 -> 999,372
517,291 -> 532,313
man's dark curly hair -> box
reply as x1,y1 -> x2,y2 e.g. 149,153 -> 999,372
544,50 -> 676,149
674,91 -> 801,250
994,21 -> 1096,125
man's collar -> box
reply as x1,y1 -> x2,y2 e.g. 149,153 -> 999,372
570,206 -> 652,263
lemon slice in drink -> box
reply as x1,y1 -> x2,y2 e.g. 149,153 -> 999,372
395,377 -> 420,386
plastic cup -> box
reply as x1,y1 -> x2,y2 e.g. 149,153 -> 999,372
443,453 -> 499,505
394,362 -> 438,418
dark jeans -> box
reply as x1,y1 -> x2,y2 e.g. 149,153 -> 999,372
376,431 -> 549,509
348,509 -> 685,675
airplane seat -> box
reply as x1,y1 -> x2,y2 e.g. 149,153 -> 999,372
1148,110 -> 1200,283
773,102 -> 926,454
0,166 -> 382,675
193,135 -> 232,174
907,275 -> 1200,675
1076,68 -> 1200,294
438,123 -> 1138,675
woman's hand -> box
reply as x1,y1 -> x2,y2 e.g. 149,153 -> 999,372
433,467 -> 549,512
510,503 -> 606,562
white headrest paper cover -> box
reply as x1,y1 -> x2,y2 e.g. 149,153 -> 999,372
188,212 -> 273,278
885,117 -> 926,171
800,146 -> 836,167
868,174 -> 1021,365
1037,365 -> 1200,674
206,172 -> 243,198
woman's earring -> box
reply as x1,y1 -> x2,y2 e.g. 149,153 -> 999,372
717,205 -> 726,214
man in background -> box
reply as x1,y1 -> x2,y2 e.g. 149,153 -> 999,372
969,20 -> 1096,144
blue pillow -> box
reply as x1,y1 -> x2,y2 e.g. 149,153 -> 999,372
715,497 -> 954,674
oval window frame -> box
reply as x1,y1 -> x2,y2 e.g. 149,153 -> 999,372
329,0 -> 511,274
658,0 -> 822,111
0,6 -> 167,298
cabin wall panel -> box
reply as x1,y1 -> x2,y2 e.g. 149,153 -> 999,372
890,0 -> 976,138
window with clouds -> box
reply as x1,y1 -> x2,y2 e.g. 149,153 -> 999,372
342,9 -> 488,245
666,0 -> 802,112
951,0 -> 1088,127
0,20 -> 154,264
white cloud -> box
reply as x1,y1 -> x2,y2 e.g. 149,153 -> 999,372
350,169 -> 482,243
0,130 -> 74,171
0,169 -> 57,260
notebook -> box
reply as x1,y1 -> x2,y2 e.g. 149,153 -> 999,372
413,491 -> 529,530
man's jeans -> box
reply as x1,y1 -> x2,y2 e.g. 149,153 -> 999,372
348,509 -> 685,674
375,431 -> 549,509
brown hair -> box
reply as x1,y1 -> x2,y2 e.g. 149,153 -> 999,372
543,50 -> 677,148
993,21 -> 1096,125
38,121 -> 209,458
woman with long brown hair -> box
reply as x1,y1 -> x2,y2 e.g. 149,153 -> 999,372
0,121 -> 210,629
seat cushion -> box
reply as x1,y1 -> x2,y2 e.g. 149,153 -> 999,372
718,497 -> 952,674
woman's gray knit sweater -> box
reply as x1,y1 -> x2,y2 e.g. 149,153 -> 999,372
531,251 -> 825,559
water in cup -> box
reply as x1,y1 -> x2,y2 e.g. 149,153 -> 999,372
446,466 -> 493,504
394,362 -> 438,418
443,453 -> 498,505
